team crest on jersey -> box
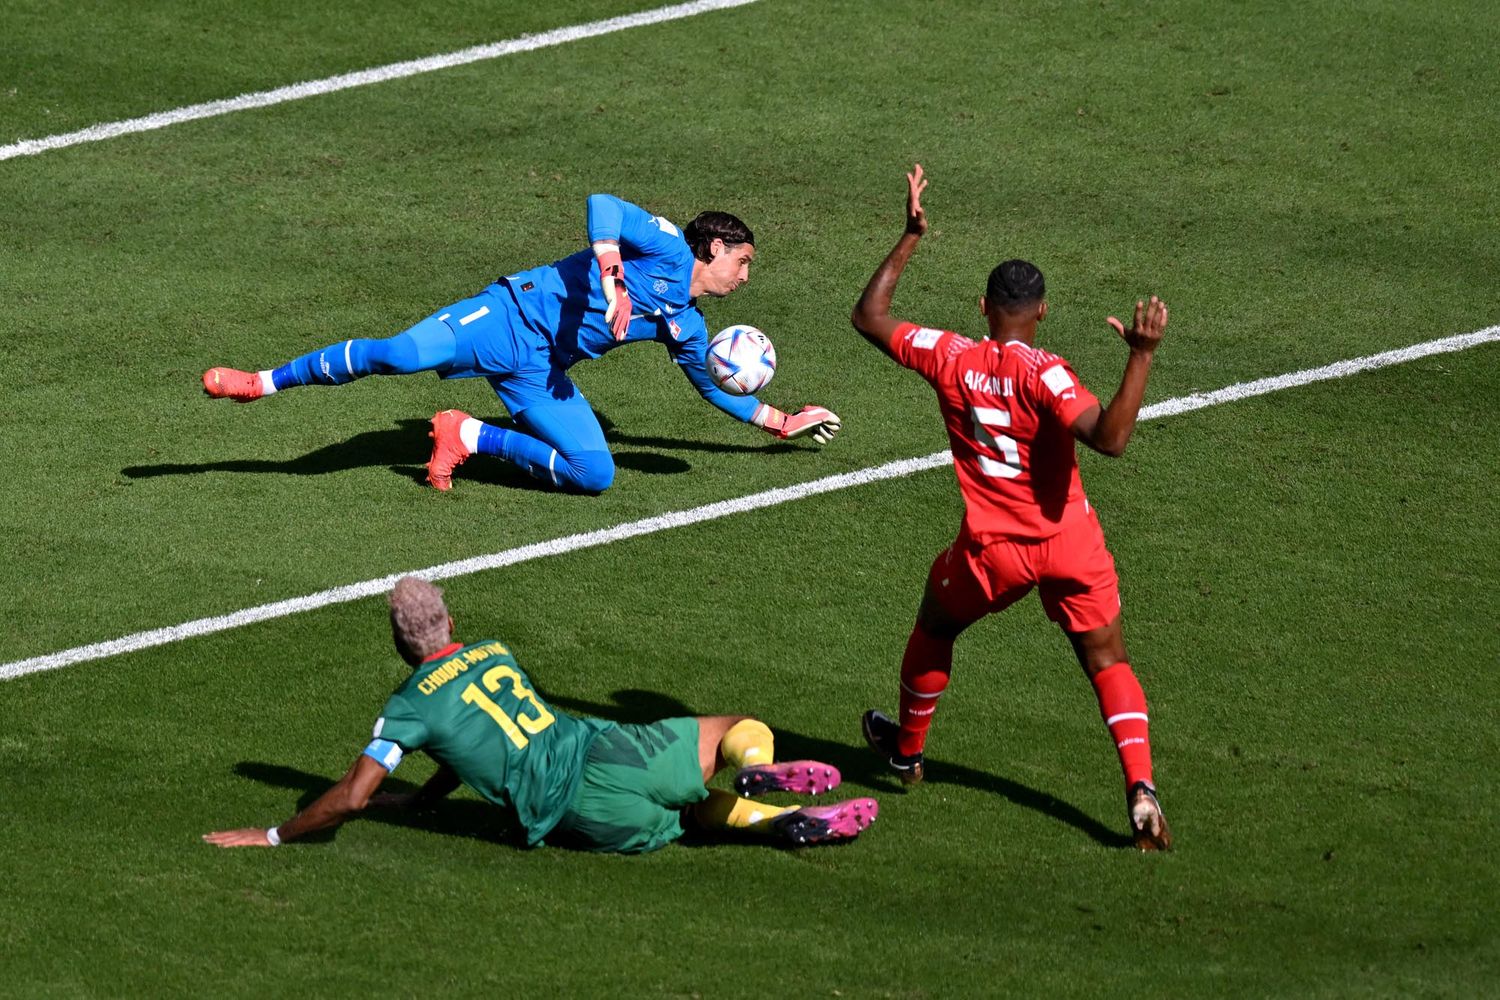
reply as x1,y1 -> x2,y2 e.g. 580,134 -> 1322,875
653,278 -> 670,295
668,319 -> 683,340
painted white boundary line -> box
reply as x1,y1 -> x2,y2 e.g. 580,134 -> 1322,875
3,325 -> 1495,682
0,0 -> 759,162
1138,326 -> 1500,420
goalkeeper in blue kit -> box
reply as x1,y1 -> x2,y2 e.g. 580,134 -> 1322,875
203,194 -> 842,493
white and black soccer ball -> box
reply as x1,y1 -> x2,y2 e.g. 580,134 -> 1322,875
706,324 -> 777,396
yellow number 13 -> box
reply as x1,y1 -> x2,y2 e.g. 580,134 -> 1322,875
460,665 -> 557,750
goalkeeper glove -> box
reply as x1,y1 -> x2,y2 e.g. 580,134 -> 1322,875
752,404 -> 842,444
592,241 -> 633,341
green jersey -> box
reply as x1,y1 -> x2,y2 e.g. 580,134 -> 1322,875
364,639 -> 608,846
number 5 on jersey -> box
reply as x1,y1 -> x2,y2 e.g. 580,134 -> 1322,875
971,405 -> 1023,478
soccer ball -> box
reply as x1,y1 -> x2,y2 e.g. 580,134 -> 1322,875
706,325 -> 777,395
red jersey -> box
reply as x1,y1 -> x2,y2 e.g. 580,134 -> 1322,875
890,321 -> 1100,540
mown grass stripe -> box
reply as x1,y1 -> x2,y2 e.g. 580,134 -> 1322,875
3,324 -> 1495,682
0,0 -> 760,162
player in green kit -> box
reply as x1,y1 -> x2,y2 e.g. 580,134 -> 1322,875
204,577 -> 877,852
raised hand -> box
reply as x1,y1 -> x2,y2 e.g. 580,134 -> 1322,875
1106,295 -> 1168,353
906,163 -> 928,236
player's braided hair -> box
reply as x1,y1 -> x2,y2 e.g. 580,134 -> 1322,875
986,259 -> 1046,311
684,211 -> 754,262
389,576 -> 451,658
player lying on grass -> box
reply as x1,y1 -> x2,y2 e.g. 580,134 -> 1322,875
203,195 -> 841,493
849,164 -> 1173,851
204,577 -> 876,853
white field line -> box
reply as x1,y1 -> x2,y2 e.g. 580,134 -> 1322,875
1137,326 -> 1500,420
2,325 -> 1496,683
0,0 -> 759,162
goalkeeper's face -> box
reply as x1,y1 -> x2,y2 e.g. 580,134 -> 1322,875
698,240 -> 755,297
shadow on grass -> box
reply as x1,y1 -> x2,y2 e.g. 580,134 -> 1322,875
123,415 -> 692,486
604,429 -> 789,455
233,680 -> 1128,851
123,418 -> 434,480
232,760 -> 519,846
545,688 -> 1132,849
596,411 -> 790,456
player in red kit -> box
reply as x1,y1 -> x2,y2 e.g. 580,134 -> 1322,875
850,165 -> 1172,851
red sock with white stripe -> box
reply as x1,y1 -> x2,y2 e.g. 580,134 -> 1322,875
897,623 -> 953,757
1090,662 -> 1153,787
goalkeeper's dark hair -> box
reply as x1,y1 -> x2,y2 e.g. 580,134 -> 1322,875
986,259 -> 1046,312
685,211 -> 754,262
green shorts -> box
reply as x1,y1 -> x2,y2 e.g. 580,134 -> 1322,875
548,717 -> 708,854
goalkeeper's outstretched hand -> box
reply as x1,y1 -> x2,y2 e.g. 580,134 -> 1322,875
752,404 -> 841,444
778,405 -> 842,444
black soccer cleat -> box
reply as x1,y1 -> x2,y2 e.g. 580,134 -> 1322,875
1127,780 -> 1173,852
862,709 -> 925,786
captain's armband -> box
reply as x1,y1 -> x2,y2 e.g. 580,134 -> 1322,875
363,738 -> 405,772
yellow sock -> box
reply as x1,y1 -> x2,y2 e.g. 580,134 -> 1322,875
692,789 -> 792,833
720,719 -> 774,769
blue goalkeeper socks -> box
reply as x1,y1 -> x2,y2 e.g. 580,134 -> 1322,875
272,341 -> 360,389
271,316 -> 458,390
475,424 -> 614,493
476,424 -> 558,482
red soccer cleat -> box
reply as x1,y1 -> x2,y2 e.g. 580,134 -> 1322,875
202,367 -> 263,402
769,798 -> 879,846
426,409 -> 473,491
734,761 -> 842,797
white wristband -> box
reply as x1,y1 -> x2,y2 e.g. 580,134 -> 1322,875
750,403 -> 783,430
265,826 -> 282,846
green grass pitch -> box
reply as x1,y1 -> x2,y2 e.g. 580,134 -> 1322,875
3,0 -> 1498,995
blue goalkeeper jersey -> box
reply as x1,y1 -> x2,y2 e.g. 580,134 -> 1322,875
500,194 -> 759,422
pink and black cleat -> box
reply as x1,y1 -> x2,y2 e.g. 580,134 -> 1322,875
734,760 -> 842,798
769,798 -> 879,846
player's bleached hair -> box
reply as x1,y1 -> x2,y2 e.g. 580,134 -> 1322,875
389,576 -> 451,657
986,259 -> 1046,311
685,211 -> 754,262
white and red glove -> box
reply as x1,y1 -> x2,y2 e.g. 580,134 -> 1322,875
752,404 -> 842,444
592,241 -> 633,341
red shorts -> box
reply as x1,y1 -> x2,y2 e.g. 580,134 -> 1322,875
927,510 -> 1121,633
